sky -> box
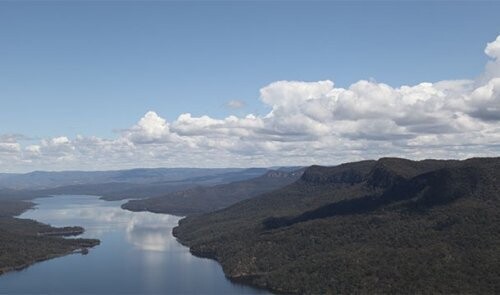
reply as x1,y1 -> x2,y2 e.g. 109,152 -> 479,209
1,1 -> 500,172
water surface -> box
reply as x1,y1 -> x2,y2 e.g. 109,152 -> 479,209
0,195 -> 268,294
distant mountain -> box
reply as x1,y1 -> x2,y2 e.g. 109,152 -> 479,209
0,168 -> 280,190
173,157 -> 500,294
122,169 -> 305,215
0,168 -> 280,201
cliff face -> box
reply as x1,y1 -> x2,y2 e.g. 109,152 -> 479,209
300,161 -> 374,185
173,157 -> 500,294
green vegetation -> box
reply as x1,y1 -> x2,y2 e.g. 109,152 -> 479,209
123,169 -> 303,215
0,200 -> 35,217
173,157 -> 500,294
0,200 -> 99,275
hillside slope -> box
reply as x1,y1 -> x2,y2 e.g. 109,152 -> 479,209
122,169 -> 304,215
173,157 -> 500,294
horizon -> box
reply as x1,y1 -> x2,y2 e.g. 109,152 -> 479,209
1,1 -> 500,172
2,155 -> 500,174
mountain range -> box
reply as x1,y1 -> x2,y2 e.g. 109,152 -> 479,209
0,167 -> 277,201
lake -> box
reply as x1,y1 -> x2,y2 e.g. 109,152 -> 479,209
0,195 -> 269,294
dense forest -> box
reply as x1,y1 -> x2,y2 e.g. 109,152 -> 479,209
123,169 -> 304,215
0,200 -> 99,275
173,157 -> 500,294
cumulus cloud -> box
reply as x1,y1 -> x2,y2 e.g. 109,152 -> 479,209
125,111 -> 173,144
0,135 -> 22,155
485,35 -> 500,59
43,136 -> 70,146
467,78 -> 500,121
2,35 -> 500,172
482,35 -> 500,82
0,142 -> 20,154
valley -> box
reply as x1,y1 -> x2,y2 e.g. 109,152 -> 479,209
0,158 -> 499,294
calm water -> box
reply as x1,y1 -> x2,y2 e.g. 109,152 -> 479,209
0,195 -> 269,294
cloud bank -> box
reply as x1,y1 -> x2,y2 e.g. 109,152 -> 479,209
2,36 -> 500,172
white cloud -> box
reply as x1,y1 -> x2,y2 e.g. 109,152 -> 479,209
2,35 -> 500,172
125,111 -> 174,144
260,80 -> 333,106
485,35 -> 500,60
466,78 -> 500,120
0,142 -> 20,154
25,145 -> 41,156
44,136 -> 70,146
482,35 -> 500,82
0,135 -> 21,156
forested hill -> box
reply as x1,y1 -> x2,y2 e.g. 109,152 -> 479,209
0,200 -> 99,275
173,157 -> 500,294
122,169 -> 304,216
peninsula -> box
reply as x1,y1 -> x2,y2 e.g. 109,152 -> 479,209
0,200 -> 100,275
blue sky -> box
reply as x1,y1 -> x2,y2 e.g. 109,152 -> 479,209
1,1 -> 500,171
1,1 -> 499,138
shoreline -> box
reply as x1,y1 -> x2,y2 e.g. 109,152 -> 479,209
0,199 -> 100,277
172,226 -> 283,295
0,246 -> 94,276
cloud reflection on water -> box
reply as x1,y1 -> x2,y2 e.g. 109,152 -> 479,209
21,196 -> 185,252
125,213 -> 182,252
4,195 -> 266,295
